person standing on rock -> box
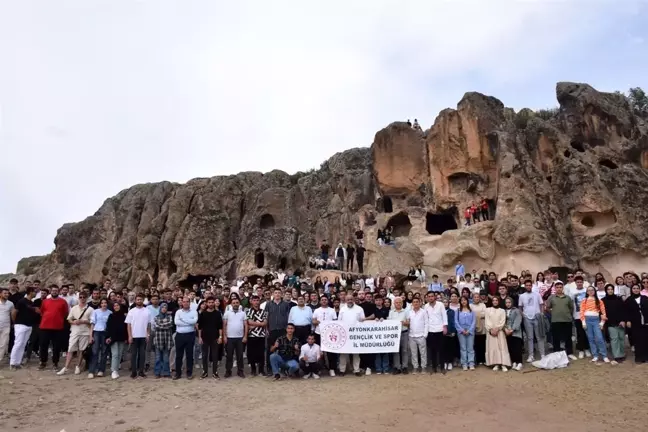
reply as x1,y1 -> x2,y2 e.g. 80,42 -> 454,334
346,243 -> 355,272
480,199 -> 489,221
334,243 -> 346,271
455,260 -> 466,282
320,240 -> 330,261
356,243 -> 365,274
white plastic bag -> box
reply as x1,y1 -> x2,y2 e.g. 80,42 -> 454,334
531,351 -> 569,370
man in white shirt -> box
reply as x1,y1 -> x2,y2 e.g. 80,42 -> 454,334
337,292 -> 365,376
408,298 -> 427,373
223,297 -> 248,378
299,334 -> 323,379
388,297 -> 410,374
0,288 -> 15,361
424,292 -> 448,374
312,296 -> 338,376
126,293 -> 151,378
518,280 -> 546,362
57,292 -> 94,376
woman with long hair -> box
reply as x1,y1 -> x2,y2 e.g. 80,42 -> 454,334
602,284 -> 626,364
105,301 -> 127,379
504,297 -> 523,370
469,292 -> 487,366
454,296 -> 475,370
443,298 -> 459,371
580,286 -> 609,363
533,272 -> 545,294
626,284 -> 648,363
485,296 -> 511,371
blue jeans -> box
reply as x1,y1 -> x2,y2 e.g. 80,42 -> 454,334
458,332 -> 475,367
374,352 -> 390,373
155,348 -> 171,377
584,316 -> 607,359
269,353 -> 299,376
89,331 -> 108,374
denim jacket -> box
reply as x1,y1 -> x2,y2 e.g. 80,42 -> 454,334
454,309 -> 476,335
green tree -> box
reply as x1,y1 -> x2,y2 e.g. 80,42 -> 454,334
628,87 -> 648,113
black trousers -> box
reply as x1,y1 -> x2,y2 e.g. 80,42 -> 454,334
28,327 -> 41,359
347,256 -> 354,272
39,329 -> 64,366
573,319 -> 589,351
443,335 -> 459,363
356,255 -> 364,273
300,360 -> 321,374
130,337 -> 147,375
226,338 -> 244,373
246,337 -> 265,372
634,325 -> 648,363
266,329 -> 285,374
507,335 -> 523,364
201,340 -> 219,373
551,322 -> 573,355
426,332 -> 444,370
474,334 -> 486,364
174,332 -> 195,377
360,353 -> 375,370
481,208 -> 489,221
294,326 -> 310,346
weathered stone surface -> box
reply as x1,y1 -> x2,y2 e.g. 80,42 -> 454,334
5,82 -> 648,287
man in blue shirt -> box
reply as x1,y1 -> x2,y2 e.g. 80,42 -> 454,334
288,295 -> 313,345
173,296 -> 198,380
455,260 -> 465,281
428,274 -> 443,292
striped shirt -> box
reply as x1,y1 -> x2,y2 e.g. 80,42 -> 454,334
246,307 -> 268,337
579,297 -> 607,321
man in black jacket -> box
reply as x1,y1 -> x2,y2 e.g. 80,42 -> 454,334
197,298 -> 223,379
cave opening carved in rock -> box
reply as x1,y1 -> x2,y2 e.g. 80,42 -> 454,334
448,172 -> 480,194
383,196 -> 393,213
386,211 -> 412,237
179,274 -> 215,288
570,140 -> 586,152
259,213 -> 275,229
575,211 -> 617,236
426,209 -> 458,235
254,248 -> 265,268
548,266 -> 571,282
278,256 -> 287,270
599,159 -> 618,169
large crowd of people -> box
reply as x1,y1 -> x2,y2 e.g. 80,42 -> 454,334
0,266 -> 647,382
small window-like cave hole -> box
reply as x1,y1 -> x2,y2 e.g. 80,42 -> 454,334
383,196 -> 393,213
502,172 -> 511,179
570,140 -> 586,153
546,176 -> 552,184
599,159 -> 618,169
179,274 -> 214,288
278,257 -> 287,270
386,211 -> 411,237
254,249 -> 265,268
581,216 -> 595,227
564,149 -> 572,158
505,198 -> 513,203
260,213 -> 275,229
425,210 -> 458,235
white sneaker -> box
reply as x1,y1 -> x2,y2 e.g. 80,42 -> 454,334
603,357 -> 610,363
87,373 -> 94,379
585,350 -> 592,358
376,371 -> 382,375
74,366 -> 81,375
611,360 -> 618,365
526,356 -> 534,363
303,373 -> 311,379
365,368 -> 371,376
56,367 -> 67,376
578,351 -> 585,359
312,373 -> 320,379
447,363 -> 453,371
411,369 -> 418,375
492,365 -> 500,371
111,371 -> 119,379
502,366 -> 508,372
462,365 -> 468,371
469,365 -> 475,370
568,354 -> 578,361
591,357 -> 599,363
329,370 -> 335,377
97,372 -> 104,377
631,346 -> 635,352
515,363 -> 523,371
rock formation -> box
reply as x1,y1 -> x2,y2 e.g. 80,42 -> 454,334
6,82 -> 648,288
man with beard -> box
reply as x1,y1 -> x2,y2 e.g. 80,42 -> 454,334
0,288 -> 14,361
358,291 -> 376,375
198,297 -> 223,379
38,285 -> 69,370
57,292 -> 94,376
9,287 -> 39,369
126,293 -> 151,378
245,295 -> 267,376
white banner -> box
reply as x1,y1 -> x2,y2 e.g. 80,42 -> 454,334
319,320 -> 402,353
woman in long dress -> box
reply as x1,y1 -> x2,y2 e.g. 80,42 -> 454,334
485,296 -> 511,371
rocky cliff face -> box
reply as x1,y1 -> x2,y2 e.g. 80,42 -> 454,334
8,82 -> 648,288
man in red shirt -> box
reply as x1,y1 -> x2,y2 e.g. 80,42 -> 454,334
480,199 -> 489,221
464,207 -> 472,226
38,284 -> 69,370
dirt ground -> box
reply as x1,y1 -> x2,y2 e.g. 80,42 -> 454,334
0,359 -> 645,432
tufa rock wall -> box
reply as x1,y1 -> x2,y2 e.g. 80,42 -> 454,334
6,82 -> 648,288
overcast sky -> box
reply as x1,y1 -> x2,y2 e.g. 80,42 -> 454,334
0,1 -> 646,273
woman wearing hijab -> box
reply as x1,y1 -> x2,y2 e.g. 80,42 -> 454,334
504,297 -> 523,371
602,284 -> 626,364
105,301 -> 128,379
469,292 -> 487,366
626,284 -> 648,363
485,296 -> 511,371
153,302 -> 174,378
